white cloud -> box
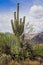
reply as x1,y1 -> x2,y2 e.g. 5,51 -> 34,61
29,5 -> 43,19
0,11 -> 13,32
27,5 -> 43,33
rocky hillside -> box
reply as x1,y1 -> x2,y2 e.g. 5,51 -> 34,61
25,32 -> 43,43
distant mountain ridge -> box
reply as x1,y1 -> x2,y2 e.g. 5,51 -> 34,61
25,32 -> 43,43
31,32 -> 43,43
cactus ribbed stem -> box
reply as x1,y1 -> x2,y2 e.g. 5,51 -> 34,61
20,18 -> 22,24
23,16 -> 25,24
14,12 -> 16,20
17,3 -> 19,21
11,3 -> 25,36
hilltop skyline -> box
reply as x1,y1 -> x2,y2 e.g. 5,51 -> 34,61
0,0 -> 43,33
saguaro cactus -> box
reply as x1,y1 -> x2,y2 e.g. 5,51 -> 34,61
11,3 -> 25,36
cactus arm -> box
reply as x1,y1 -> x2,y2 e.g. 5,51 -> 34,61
14,12 -> 16,20
11,19 -> 15,34
23,16 -> 25,24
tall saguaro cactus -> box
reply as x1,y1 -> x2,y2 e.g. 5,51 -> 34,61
11,3 -> 25,36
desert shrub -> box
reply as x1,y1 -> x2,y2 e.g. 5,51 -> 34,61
32,44 -> 43,57
0,54 -> 11,65
23,43 -> 35,60
21,48 -> 31,60
0,45 -> 11,55
0,33 -> 17,47
3,45 -> 11,55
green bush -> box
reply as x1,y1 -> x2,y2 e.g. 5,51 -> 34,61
0,54 -> 11,65
32,44 -> 43,57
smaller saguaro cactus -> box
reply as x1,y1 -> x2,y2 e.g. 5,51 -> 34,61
11,3 -> 25,36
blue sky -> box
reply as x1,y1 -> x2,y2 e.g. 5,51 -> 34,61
0,0 -> 43,33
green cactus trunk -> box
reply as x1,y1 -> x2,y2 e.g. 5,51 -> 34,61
11,3 -> 25,36
17,3 -> 19,21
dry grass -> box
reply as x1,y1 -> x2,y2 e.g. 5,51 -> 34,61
8,60 -> 20,65
28,60 -> 40,65
8,60 -> 40,65
23,60 -> 40,65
